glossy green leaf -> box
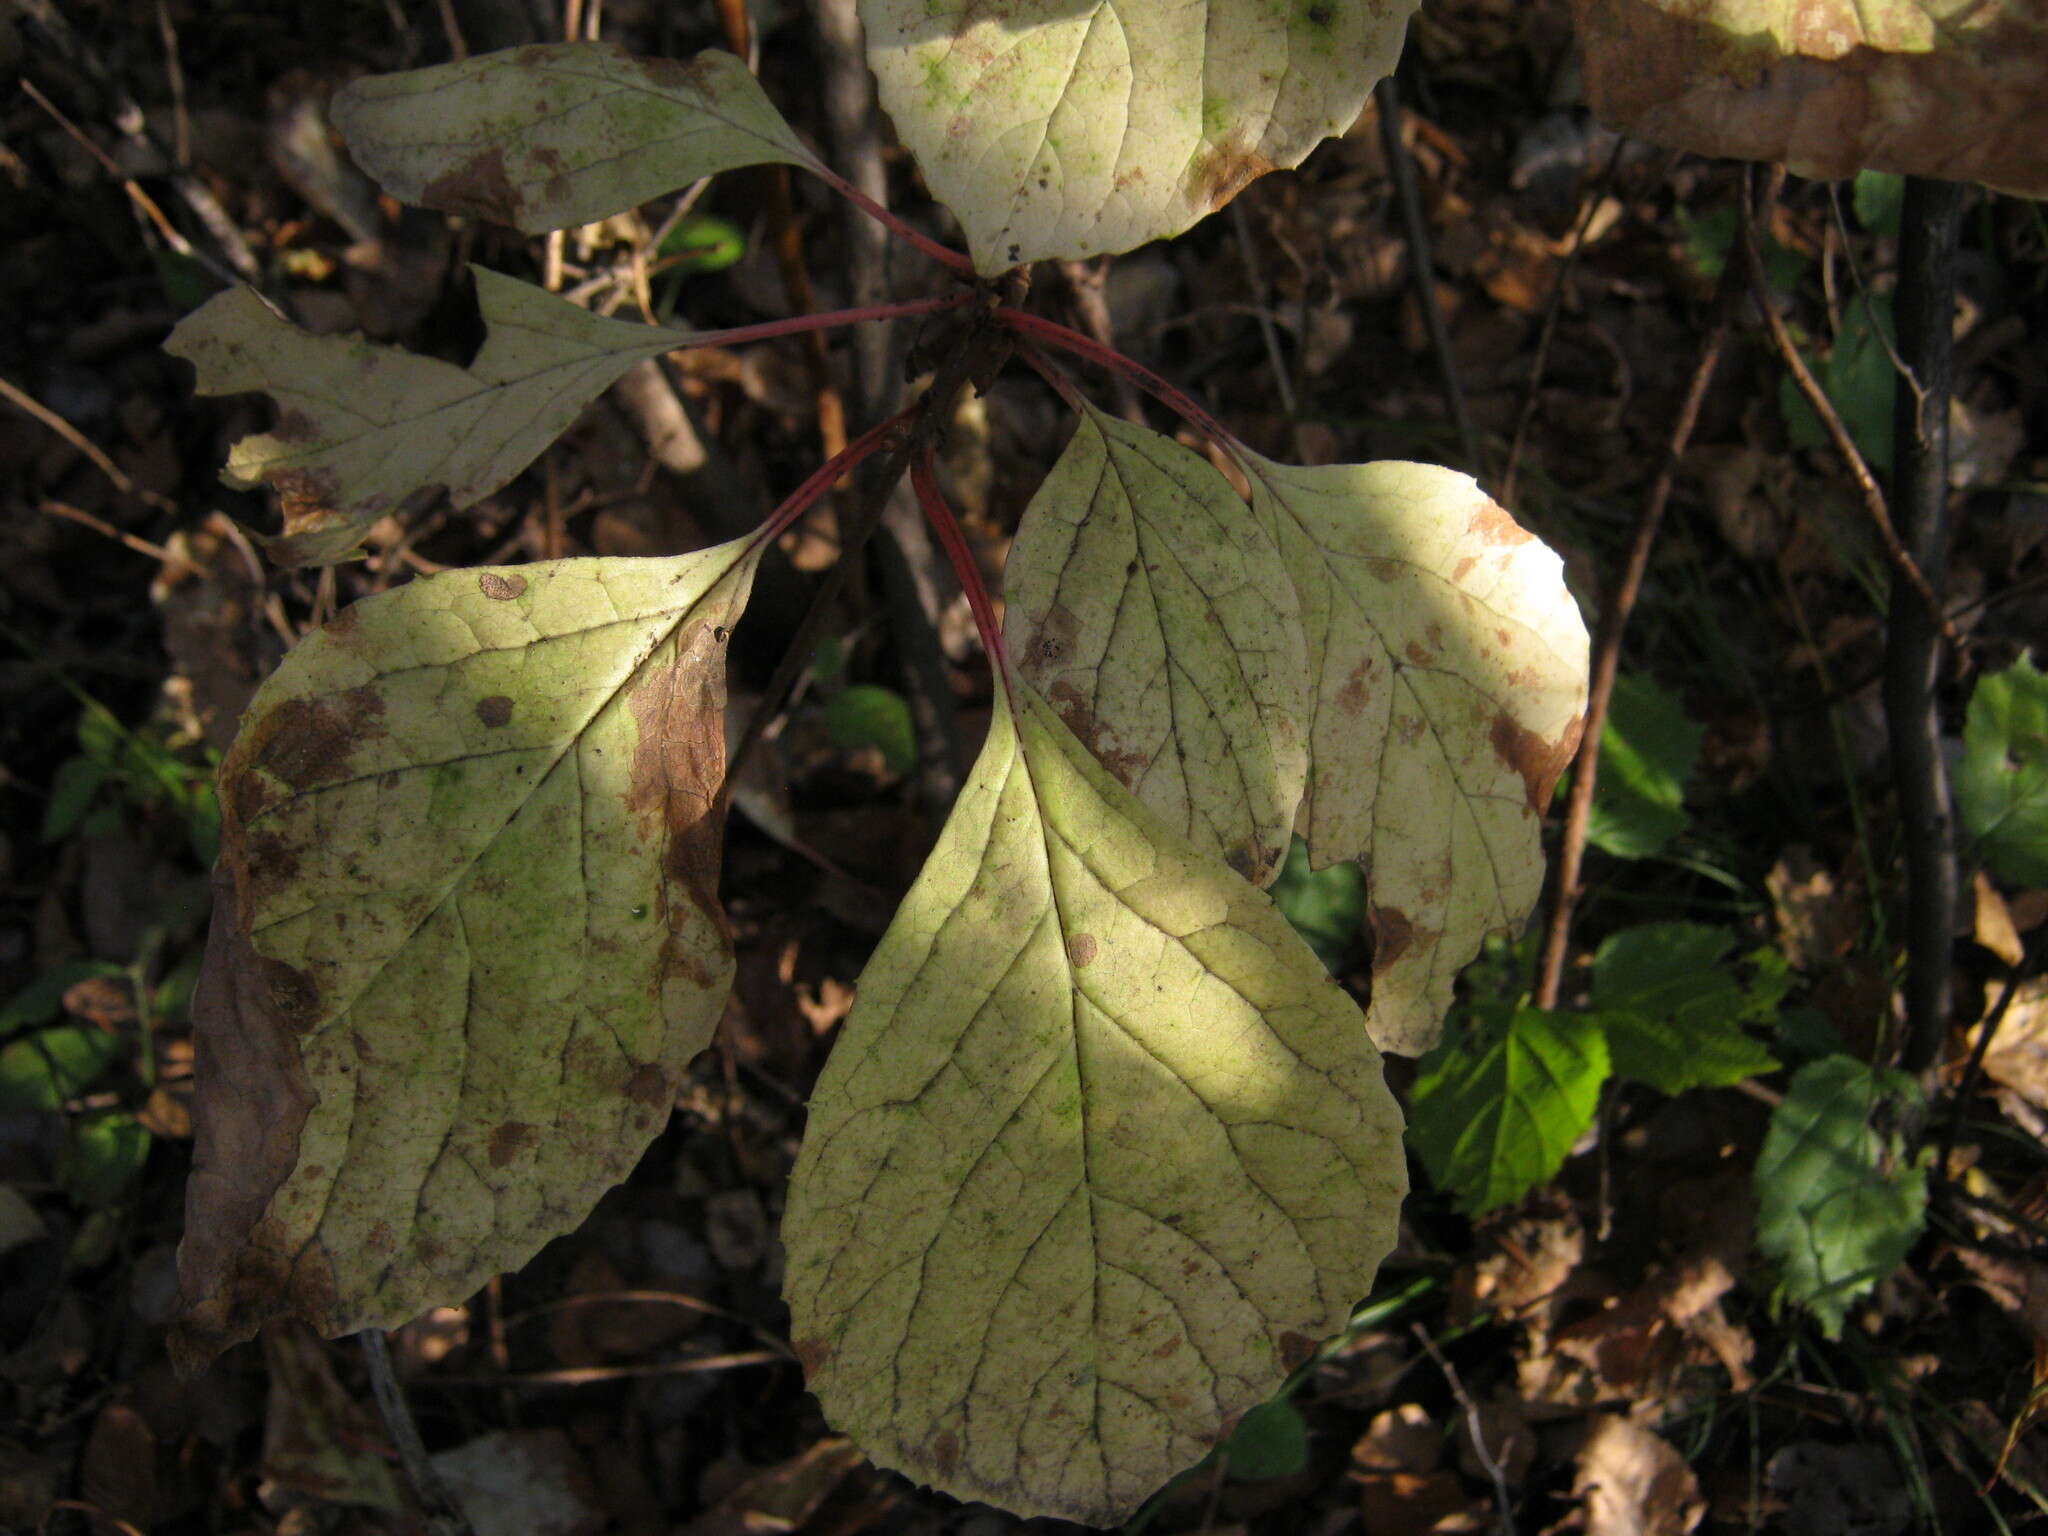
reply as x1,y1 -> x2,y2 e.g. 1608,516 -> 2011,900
332,45 -> 815,234
0,1025 -> 126,1112
168,268 -> 692,568
175,542 -> 762,1368
1004,406 -> 1309,886
1408,1004 -> 1609,1217
863,0 -> 1419,272
1242,454 -> 1589,1056
1754,1055 -> 1926,1336
782,680 -> 1406,1526
1588,923 -> 1780,1093
826,684 -> 918,776
1581,673 -> 1699,860
1957,653 -> 2048,887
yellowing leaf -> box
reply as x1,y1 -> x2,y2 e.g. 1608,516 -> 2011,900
332,45 -> 817,233
167,269 -> 688,567
1571,0 -> 2048,195
1003,405 -> 1309,887
862,0 -> 1418,273
782,680 -> 1406,1527
174,543 -> 761,1368
1242,456 -> 1588,1056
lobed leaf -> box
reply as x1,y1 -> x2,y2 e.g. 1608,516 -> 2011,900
1242,456 -> 1588,1057
1571,0 -> 2048,195
1004,404 -> 1309,887
781,679 -> 1406,1526
861,0 -> 1419,273
167,269 -> 689,567
332,44 -> 816,233
1957,653 -> 2048,888
174,543 -> 761,1368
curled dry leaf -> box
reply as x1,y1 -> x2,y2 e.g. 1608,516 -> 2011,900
174,544 -> 761,1369
781,680 -> 1406,1526
1571,0 -> 2048,195
167,270 -> 691,568
862,0 -> 1419,272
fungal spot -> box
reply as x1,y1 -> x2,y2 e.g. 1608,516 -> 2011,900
1490,710 -> 1584,810
475,695 -> 514,728
930,1431 -> 961,1477
251,687 -> 387,791
1277,1330 -> 1319,1371
1068,933 -> 1098,968
623,1062 -> 672,1107
1370,905 -> 1417,973
478,571 -> 527,600
423,147 -> 523,226
794,1335 -> 833,1375
487,1121 -> 540,1168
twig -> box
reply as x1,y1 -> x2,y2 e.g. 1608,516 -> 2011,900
0,373 -> 179,515
1826,186 -> 1923,408
1532,181 -> 1757,1010
39,500 -> 175,563
358,1328 -> 479,1536
1412,1322 -> 1514,1534
1500,137 -> 1627,508
1227,202 -> 1297,420
429,1351 -> 786,1387
1886,176 -> 1969,1076
1058,258 -> 1148,424
1376,74 -> 1483,483
1937,931 -> 2044,1178
1739,190 -> 1962,653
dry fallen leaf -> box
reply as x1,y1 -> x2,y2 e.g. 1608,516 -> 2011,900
1573,1416 -> 1705,1536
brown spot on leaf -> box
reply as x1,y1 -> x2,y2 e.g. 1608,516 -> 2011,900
1152,1335 -> 1184,1358
1047,680 -> 1151,786
1188,133 -> 1277,212
1023,601 -> 1080,673
475,695 -> 514,728
487,1121 -> 540,1168
930,1431 -> 961,1477
622,1063 -> 672,1108
1337,656 -> 1378,716
1277,1330 -> 1319,1371
1371,905 -> 1417,975
247,687 -> 386,791
793,1335 -> 833,1376
1468,498 -> 1534,546
1068,934 -> 1098,968
422,146 -> 523,226
1491,709 -> 1585,811
257,957 -> 323,1033
478,571 -> 527,601
1405,639 -> 1435,667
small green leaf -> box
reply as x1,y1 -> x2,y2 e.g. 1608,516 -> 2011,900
863,0 -> 1419,271
1853,171 -> 1906,236
1409,1005 -> 1609,1217
825,684 -> 918,775
0,1025 -> 126,1112
1269,837 -> 1366,974
1957,653 -> 2048,887
1754,1055 -> 1926,1337
332,45 -> 816,234
42,757 -> 112,842
1588,923 -> 1779,1092
60,1112 -> 151,1208
657,214 -> 746,274
1780,295 -> 1896,470
1581,673 -> 1699,860
168,268 -> 697,568
782,679 -> 1406,1526
1223,1396 -> 1310,1480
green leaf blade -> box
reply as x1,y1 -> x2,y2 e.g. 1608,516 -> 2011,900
1958,653 -> 2048,887
1582,673 -> 1700,859
1587,923 -> 1779,1093
782,680 -> 1405,1526
332,44 -> 816,234
167,269 -> 687,568
175,543 -> 761,1367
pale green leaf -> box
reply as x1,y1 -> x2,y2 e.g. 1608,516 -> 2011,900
862,0 -> 1419,272
1588,923 -> 1780,1093
1581,673 -> 1699,860
1408,1004 -> 1608,1217
1957,653 -> 2048,888
782,680 -> 1406,1527
1004,407 -> 1309,886
1241,455 -> 1589,1056
1754,1055 -> 1927,1336
174,542 -> 761,1367
332,44 -> 816,234
167,269 -> 689,567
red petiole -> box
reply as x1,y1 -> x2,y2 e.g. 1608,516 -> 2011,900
910,445 -> 1012,699
996,309 -> 1242,453
755,406 -> 915,548
688,291 -> 972,351
806,162 -> 979,279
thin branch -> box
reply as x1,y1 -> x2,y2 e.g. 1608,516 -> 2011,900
0,373 -> 179,514
1886,175 -> 1968,1076
1377,74 -> 1483,483
1227,201 -> 1297,421
358,1328 -> 479,1536
1937,931 -> 2043,1178
1058,258 -> 1148,424
1412,1323 -> 1514,1535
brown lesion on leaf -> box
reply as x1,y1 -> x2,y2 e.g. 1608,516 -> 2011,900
1277,1329 -> 1320,1372
623,1062 -> 673,1108
1467,497 -> 1535,547
1068,933 -> 1098,968
245,686 -> 387,792
1021,601 -> 1080,674
1187,133 -> 1277,213
1046,680 -> 1151,787
1336,655 -> 1381,717
793,1335 -> 833,1376
478,571 -> 527,601
487,1121 -> 541,1168
1490,709 -> 1585,811
474,695 -> 514,728
1370,905 -> 1418,975
422,146 -> 524,226
930,1430 -> 961,1477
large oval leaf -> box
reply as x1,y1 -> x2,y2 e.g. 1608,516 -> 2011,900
1241,456 -> 1588,1057
333,44 -> 817,233
782,680 -> 1405,1526
1003,404 -> 1309,887
174,544 -> 761,1369
862,0 -> 1419,272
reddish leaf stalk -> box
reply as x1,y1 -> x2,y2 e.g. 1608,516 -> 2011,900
997,309 -> 1240,453
910,445 -> 1011,693
807,160 -> 979,277
690,291 -> 971,352
754,407 -> 914,548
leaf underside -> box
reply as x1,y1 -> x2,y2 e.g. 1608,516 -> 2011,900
175,544 -> 760,1369
781,679 -> 1406,1527
861,0 -> 1420,272
332,44 -> 817,233
167,269 -> 690,567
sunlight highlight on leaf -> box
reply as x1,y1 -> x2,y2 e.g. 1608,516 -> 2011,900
781,680 -> 1405,1526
